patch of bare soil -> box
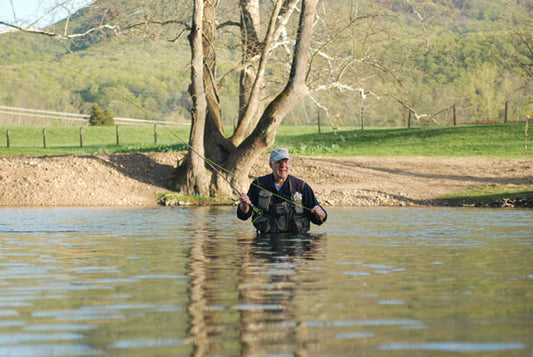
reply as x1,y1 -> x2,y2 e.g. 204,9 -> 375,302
0,153 -> 531,207
284,156 -> 533,207
0,153 -> 180,207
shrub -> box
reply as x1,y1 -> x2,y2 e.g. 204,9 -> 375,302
89,103 -> 115,126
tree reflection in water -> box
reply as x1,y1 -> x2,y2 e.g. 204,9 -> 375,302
186,220 -> 327,356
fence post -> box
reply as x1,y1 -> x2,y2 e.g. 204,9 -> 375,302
407,110 -> 412,128
504,101 -> 509,124
43,129 -> 47,148
360,104 -> 364,131
154,124 -> 158,144
524,118 -> 529,154
80,127 -> 83,148
116,125 -> 120,146
6,130 -> 10,148
317,111 -> 321,134
453,104 -> 457,126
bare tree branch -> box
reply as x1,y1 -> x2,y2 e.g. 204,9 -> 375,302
126,18 -> 191,31
308,94 -> 338,131
29,0 -> 73,29
231,0 -> 285,144
393,95 -> 440,125
217,20 -> 241,29
0,20 -> 118,39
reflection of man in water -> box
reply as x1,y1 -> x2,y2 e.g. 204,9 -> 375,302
251,233 -> 325,260
237,147 -> 327,234
238,232 -> 326,355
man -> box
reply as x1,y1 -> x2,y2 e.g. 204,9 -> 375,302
237,147 -> 327,234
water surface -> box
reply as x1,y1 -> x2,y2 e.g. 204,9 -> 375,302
0,206 -> 531,356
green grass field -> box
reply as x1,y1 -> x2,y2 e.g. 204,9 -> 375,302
275,123 -> 530,158
0,123 -> 529,158
0,125 -> 191,156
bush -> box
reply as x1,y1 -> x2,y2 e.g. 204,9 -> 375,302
89,103 -> 115,126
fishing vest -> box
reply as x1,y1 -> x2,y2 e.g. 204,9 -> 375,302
252,176 -> 310,234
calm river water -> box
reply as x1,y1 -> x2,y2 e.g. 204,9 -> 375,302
0,206 -> 531,356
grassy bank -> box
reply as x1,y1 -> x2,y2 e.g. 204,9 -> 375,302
439,185 -> 533,208
0,123 -> 530,158
0,123 -> 531,207
275,123 -> 530,158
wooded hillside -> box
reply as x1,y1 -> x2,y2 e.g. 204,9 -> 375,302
0,0 -> 531,127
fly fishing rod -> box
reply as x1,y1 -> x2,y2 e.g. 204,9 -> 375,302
161,127 -> 326,225
163,126 -> 313,212
59,63 -> 312,215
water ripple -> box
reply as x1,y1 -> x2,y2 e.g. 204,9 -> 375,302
380,342 -> 528,352
0,206 -> 530,356
306,319 -> 425,328
110,338 -> 185,349
0,344 -> 103,356
0,333 -> 84,343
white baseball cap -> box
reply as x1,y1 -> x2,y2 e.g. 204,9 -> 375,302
270,147 -> 290,162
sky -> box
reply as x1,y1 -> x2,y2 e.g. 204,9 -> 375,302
0,0 -> 90,29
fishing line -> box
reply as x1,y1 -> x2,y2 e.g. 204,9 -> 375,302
60,63 -> 240,192
59,63 -> 313,214
157,125 -> 314,216
154,124 -> 312,213
56,64 -> 252,205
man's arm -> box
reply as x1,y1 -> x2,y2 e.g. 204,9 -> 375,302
303,183 -> 327,225
311,205 -> 327,222
237,181 -> 259,220
237,192 -> 253,220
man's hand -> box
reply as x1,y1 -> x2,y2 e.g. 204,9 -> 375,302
311,205 -> 326,221
239,193 -> 252,214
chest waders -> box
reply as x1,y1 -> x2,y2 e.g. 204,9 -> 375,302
252,178 -> 310,234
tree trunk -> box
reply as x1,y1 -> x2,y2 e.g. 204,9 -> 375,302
230,1 -> 283,146
238,0 -> 262,130
180,0 -> 209,196
202,0 -> 233,167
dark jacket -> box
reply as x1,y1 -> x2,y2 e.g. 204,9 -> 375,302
237,174 -> 327,234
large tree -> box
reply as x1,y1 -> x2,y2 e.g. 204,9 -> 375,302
175,0 -> 318,197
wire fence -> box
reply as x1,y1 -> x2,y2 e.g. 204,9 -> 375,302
0,106 -> 191,149
1,104 -> 530,150
0,105 -> 188,127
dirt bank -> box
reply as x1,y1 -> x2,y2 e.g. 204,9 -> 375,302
0,153 -> 531,207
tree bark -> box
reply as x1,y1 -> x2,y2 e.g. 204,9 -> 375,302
231,0 -> 285,146
181,0 -> 209,196
202,0 -> 232,167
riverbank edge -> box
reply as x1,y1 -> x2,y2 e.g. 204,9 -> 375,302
157,193 -> 533,209
1,153 -> 532,208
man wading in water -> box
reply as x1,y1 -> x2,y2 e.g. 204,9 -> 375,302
237,148 -> 327,234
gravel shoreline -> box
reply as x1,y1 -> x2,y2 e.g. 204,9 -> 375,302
1,153 -> 531,208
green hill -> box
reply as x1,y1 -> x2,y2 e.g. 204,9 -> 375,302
0,0 -> 531,127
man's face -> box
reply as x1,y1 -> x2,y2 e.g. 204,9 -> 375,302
270,158 -> 290,182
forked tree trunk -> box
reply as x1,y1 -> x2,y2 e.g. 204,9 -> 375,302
174,0 -> 317,198
224,0 -> 318,194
